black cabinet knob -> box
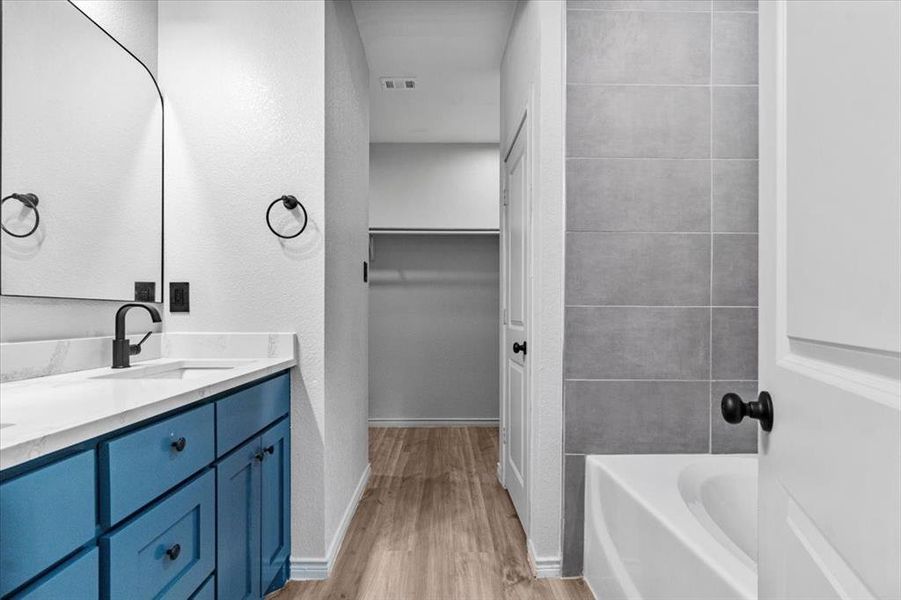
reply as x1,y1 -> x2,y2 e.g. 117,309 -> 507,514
721,391 -> 774,432
165,543 -> 181,560
254,449 -> 266,462
171,437 -> 187,452
512,341 -> 527,355
265,445 -> 275,455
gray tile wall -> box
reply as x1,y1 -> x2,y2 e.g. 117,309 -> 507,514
563,0 -> 759,575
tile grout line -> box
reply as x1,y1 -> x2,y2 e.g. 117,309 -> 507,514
565,231 -> 757,235
565,156 -> 759,160
567,82 -> 757,88
709,0 -> 715,454
565,304 -> 759,308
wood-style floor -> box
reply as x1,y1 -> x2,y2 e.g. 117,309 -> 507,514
281,427 -> 591,600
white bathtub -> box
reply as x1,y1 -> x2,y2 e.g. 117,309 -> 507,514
583,454 -> 757,600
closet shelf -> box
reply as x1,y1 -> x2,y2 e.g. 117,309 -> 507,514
369,228 -> 499,235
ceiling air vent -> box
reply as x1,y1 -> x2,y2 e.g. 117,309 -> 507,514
380,77 -> 417,90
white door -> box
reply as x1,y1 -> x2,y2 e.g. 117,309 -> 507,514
758,2 -> 901,599
502,115 -> 530,529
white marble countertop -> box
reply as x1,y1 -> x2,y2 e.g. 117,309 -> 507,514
0,333 -> 296,471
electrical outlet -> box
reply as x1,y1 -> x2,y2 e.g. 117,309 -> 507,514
170,282 -> 190,312
134,282 -> 156,302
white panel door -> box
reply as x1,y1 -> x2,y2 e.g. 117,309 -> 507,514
503,116 -> 530,530
758,2 -> 901,599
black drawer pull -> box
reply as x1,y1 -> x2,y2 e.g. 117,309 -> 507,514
265,445 -> 275,455
171,437 -> 187,452
165,543 -> 181,560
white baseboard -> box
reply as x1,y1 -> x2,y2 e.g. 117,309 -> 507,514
368,418 -> 498,428
289,462 -> 371,581
527,539 -> 562,579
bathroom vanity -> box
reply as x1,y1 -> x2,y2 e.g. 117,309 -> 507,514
0,341 -> 296,600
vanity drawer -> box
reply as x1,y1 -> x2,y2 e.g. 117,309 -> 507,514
102,470 -> 215,600
100,403 -> 215,527
216,372 -> 290,456
12,546 -> 98,599
190,574 -> 215,600
0,450 -> 96,597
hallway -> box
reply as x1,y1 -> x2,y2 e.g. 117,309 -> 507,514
284,428 -> 591,599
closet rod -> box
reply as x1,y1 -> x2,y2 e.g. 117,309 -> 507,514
369,228 -> 499,235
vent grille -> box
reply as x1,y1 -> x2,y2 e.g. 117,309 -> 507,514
380,77 -> 417,90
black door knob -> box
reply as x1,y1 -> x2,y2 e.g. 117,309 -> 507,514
165,544 -> 181,560
512,341 -> 527,355
721,391 -> 774,432
171,437 -> 187,452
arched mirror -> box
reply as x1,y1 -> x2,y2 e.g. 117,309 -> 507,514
1,0 -> 163,302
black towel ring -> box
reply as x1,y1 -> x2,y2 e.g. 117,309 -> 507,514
266,194 -> 308,239
1,193 -> 40,238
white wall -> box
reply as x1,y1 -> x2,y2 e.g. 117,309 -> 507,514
158,0 -> 329,564
0,0 -> 160,344
500,0 -> 566,575
323,0 -> 370,565
72,0 -> 159,77
369,143 -> 500,230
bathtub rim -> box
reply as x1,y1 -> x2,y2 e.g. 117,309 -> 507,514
584,453 -> 757,600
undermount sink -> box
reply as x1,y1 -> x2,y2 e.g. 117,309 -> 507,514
93,360 -> 253,381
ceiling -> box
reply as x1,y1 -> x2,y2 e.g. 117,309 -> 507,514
351,0 -> 516,144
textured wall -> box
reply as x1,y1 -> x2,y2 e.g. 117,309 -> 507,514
369,144 -> 500,230
562,0 -> 759,575
72,0 -> 158,76
158,0 -> 328,561
0,0 -> 160,343
500,0 -> 566,570
369,235 -> 499,423
323,0 -> 370,560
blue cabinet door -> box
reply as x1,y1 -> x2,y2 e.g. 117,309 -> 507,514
260,418 -> 290,594
216,437 -> 261,600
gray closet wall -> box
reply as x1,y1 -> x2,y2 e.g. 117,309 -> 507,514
368,234 -> 500,425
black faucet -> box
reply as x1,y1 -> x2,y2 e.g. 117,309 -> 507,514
112,303 -> 162,369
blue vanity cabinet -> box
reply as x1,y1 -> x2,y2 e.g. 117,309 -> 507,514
100,470 -> 215,599
260,418 -> 291,594
0,450 -> 96,597
100,404 -> 215,528
215,419 -> 290,600
216,373 -> 290,457
189,575 -> 215,600
0,370 -> 292,600
10,547 -> 99,599
215,437 -> 262,600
